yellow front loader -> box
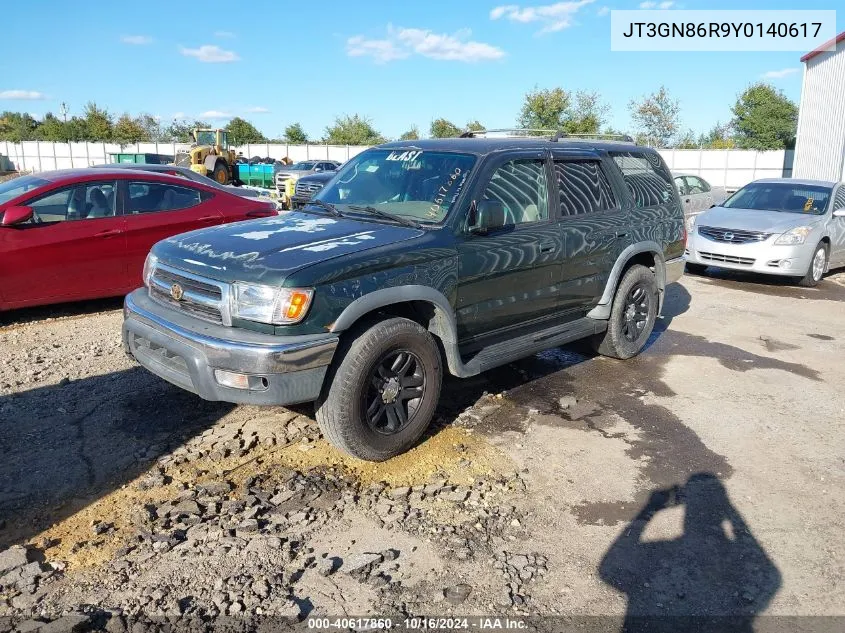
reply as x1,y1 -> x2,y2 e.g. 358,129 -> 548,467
174,129 -> 239,185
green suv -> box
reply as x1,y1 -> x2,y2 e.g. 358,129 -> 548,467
123,135 -> 685,460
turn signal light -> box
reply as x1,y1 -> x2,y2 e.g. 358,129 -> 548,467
286,291 -> 310,320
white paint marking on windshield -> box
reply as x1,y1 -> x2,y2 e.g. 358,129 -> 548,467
386,150 -> 423,162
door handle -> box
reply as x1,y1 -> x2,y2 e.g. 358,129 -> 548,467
685,198 -> 691,203
615,231 -> 629,240
95,229 -> 122,238
539,241 -> 555,253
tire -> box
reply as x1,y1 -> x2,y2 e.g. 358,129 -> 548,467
591,264 -> 659,360
315,317 -> 443,461
685,263 -> 708,275
796,242 -> 828,288
211,161 -> 229,185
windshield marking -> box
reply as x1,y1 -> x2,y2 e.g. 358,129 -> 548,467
386,150 -> 423,162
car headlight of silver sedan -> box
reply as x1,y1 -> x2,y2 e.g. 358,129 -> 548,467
774,226 -> 813,246
231,282 -> 314,325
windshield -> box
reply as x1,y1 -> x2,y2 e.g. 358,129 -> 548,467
723,182 -> 832,215
0,175 -> 49,205
313,149 -> 477,224
195,131 -> 216,145
288,161 -> 317,170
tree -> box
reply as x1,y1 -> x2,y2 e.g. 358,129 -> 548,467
518,87 -> 607,134
674,129 -> 699,149
698,122 -> 736,149
167,119 -> 211,143
81,102 -> 113,141
730,82 -> 798,150
323,114 -> 385,145
137,114 -> 168,142
628,86 -> 680,148
113,114 -> 150,145
284,123 -> 308,143
0,112 -> 39,142
36,113 -> 70,142
465,120 -> 485,133
225,117 -> 266,144
430,118 -> 462,138
399,126 -> 420,141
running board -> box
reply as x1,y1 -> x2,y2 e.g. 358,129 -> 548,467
447,317 -> 606,378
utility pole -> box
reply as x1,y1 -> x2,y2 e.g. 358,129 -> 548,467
59,102 -> 68,122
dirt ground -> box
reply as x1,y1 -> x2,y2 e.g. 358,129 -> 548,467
1,268 -> 844,631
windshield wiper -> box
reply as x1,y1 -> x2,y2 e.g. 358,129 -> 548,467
347,204 -> 421,228
303,199 -> 343,217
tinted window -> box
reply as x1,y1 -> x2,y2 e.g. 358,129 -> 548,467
127,182 -> 203,214
27,182 -> 117,223
685,176 -> 710,194
555,161 -> 617,216
482,159 -> 549,225
611,152 -> 675,208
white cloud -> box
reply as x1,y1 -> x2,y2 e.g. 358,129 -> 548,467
639,1 -> 674,7
172,112 -> 185,120
214,30 -> 236,38
490,1 -> 595,34
245,106 -> 270,113
597,6 -> 610,16
121,35 -> 152,45
347,25 -> 505,63
763,67 -> 800,79
180,45 -> 240,63
0,90 -> 46,100
199,110 -> 232,119
346,24 -> 505,64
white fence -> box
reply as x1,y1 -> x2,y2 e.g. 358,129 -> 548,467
0,141 -> 370,173
0,141 -> 793,191
658,149 -> 793,191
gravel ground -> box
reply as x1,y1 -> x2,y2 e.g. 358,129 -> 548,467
1,268 -> 844,631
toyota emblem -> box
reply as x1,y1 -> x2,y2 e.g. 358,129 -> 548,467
170,283 -> 184,301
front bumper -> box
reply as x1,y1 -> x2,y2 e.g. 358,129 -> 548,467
122,289 -> 338,405
686,233 -> 814,276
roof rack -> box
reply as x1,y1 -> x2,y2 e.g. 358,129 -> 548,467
459,128 -> 635,143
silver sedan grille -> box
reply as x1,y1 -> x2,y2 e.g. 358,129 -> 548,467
698,226 -> 771,244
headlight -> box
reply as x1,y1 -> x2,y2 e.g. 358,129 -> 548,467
685,215 -> 697,232
142,253 -> 158,286
231,283 -> 313,325
774,226 -> 813,245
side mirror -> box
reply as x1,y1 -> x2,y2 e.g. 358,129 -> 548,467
1,205 -> 34,226
833,208 -> 845,218
314,167 -> 323,172
470,200 -> 506,234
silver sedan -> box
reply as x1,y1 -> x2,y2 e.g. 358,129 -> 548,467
673,172 -> 727,231
685,178 -> 845,287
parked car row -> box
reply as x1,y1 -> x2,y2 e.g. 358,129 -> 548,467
274,160 -> 341,209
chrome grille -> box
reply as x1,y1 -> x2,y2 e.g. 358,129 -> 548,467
294,181 -> 324,198
698,251 -> 755,266
698,226 -> 771,244
148,264 -> 230,326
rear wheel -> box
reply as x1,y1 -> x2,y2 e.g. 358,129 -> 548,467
591,264 -> 659,359
211,161 -> 229,185
796,242 -> 828,287
315,317 -> 442,461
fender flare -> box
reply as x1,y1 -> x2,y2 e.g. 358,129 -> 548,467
587,242 -> 667,320
329,285 -> 467,375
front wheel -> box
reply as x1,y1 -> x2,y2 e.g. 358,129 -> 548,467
796,242 -> 828,288
591,264 -> 659,359
315,317 -> 443,461
211,161 -> 229,185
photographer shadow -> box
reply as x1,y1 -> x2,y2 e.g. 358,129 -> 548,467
599,473 -> 781,633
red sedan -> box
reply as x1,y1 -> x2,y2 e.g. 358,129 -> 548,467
0,168 -> 278,311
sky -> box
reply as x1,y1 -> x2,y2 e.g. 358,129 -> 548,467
1,1 -> 841,140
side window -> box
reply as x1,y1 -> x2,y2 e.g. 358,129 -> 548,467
833,185 -> 845,211
27,182 -> 116,223
482,159 -> 548,225
674,176 -> 689,196
686,176 -> 709,194
610,151 -> 676,208
555,161 -> 617,216
127,182 -> 203,214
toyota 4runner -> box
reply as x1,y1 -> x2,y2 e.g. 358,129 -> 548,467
123,135 -> 685,461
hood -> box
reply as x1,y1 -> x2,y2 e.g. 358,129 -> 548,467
152,212 -> 424,285
296,172 -> 335,185
697,206 -> 823,234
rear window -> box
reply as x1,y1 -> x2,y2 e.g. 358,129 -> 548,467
610,152 -> 675,208
0,175 -> 49,205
